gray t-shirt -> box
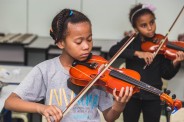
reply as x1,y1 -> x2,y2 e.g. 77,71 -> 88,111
14,56 -> 113,122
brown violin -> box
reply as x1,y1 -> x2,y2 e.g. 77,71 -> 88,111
69,54 -> 182,111
141,34 -> 184,60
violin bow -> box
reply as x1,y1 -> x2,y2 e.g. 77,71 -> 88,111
62,33 -> 137,117
144,5 -> 184,69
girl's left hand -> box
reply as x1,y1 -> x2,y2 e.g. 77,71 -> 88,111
113,86 -> 133,103
112,87 -> 133,112
173,51 -> 184,66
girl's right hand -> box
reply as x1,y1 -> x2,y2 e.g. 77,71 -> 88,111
134,51 -> 154,65
37,104 -> 63,122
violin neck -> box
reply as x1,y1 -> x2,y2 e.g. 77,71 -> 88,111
109,70 -> 163,96
167,42 -> 184,51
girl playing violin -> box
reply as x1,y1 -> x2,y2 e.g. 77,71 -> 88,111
109,3 -> 184,122
4,9 -> 133,122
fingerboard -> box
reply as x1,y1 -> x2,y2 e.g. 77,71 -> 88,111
110,70 -> 163,95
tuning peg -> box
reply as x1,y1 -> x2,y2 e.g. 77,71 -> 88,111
172,94 -> 176,99
166,90 -> 171,95
164,89 -> 171,95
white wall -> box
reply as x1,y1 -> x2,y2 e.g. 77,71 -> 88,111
0,0 -> 27,33
28,0 -> 81,36
0,0 -> 183,40
82,0 -> 135,40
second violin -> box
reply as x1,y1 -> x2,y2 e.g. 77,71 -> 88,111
141,34 -> 184,60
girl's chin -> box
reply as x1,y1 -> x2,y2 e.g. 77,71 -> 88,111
78,57 -> 88,62
148,33 -> 155,38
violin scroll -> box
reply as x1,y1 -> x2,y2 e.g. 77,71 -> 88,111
160,91 -> 182,112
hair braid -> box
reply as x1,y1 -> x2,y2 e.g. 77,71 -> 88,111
56,9 -> 70,42
50,8 -> 91,44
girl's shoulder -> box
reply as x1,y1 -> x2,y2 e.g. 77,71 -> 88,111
37,56 -> 60,67
35,56 -> 61,73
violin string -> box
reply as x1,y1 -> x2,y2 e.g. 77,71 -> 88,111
110,69 -> 163,95
70,62 -> 110,80
167,42 -> 184,51
70,66 -> 92,79
70,63 -> 164,96
124,74 -> 162,95
70,60 -> 164,96
70,57 -> 110,79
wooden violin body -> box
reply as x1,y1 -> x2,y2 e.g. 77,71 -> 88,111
141,34 -> 184,60
69,55 -> 182,110
70,55 -> 140,95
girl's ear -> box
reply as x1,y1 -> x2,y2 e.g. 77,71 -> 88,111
56,41 -> 65,49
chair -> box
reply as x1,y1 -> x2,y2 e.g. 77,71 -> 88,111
42,116 -> 47,122
91,47 -> 101,56
12,112 -> 28,122
46,45 -> 62,59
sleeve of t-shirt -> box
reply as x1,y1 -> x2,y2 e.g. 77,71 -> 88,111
13,66 -> 46,102
98,90 -> 113,112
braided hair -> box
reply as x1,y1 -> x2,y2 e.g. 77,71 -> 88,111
129,3 -> 155,28
50,9 -> 91,44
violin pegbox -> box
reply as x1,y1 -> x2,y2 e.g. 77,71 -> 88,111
162,88 -> 182,113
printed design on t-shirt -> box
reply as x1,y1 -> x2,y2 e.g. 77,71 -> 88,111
49,88 -> 99,120
49,88 -> 74,106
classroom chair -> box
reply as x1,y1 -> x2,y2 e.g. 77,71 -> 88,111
12,112 -> 28,122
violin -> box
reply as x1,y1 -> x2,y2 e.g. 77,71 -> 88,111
69,54 -> 182,111
141,34 -> 184,60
